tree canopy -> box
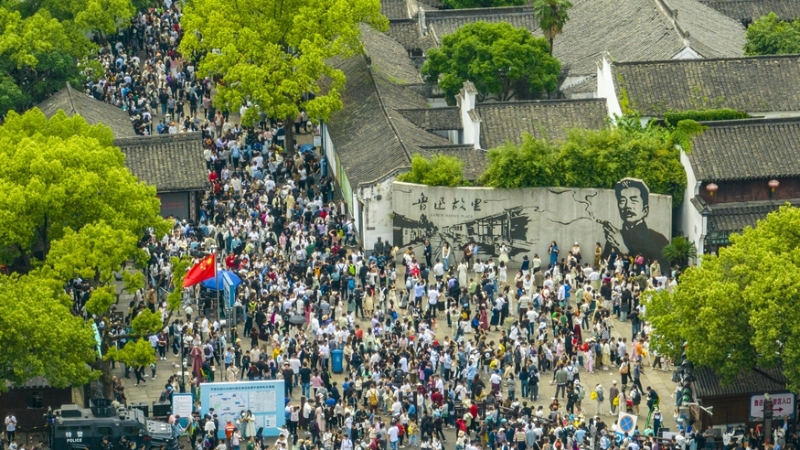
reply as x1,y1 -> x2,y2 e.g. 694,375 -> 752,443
0,272 -> 98,392
0,0 -> 135,115
533,0 -> 573,56
479,117 -> 703,205
0,108 -> 163,273
646,205 -> 800,391
421,21 -> 561,102
442,0 -> 525,9
178,0 -> 387,129
744,12 -> 800,55
0,110 -> 170,395
397,154 -> 469,187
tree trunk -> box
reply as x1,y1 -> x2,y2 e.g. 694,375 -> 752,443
549,37 -> 554,56
284,114 -> 295,154
96,359 -> 116,400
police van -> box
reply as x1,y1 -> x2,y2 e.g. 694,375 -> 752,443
50,400 -> 179,450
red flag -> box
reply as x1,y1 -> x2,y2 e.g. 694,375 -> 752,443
183,254 -> 216,287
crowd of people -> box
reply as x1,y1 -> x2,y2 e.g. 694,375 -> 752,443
60,3 -> 794,450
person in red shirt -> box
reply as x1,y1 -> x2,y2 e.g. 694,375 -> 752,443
208,170 -> 218,183
431,388 -> 443,407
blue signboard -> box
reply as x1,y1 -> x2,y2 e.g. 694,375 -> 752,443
200,380 -> 285,438
223,272 -> 237,307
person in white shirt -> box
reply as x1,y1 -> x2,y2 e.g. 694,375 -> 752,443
427,287 -> 439,317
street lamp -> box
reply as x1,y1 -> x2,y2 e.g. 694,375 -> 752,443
179,326 -> 186,393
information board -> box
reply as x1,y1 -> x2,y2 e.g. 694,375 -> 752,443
200,380 -> 285,438
750,393 -> 796,421
172,393 -> 194,431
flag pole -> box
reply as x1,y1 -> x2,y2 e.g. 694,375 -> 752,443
214,247 -> 220,325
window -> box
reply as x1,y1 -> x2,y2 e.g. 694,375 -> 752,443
96,427 -> 114,436
123,427 -> 141,437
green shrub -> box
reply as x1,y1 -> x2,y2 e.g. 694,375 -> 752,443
663,109 -> 749,126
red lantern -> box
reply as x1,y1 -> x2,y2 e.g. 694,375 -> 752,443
706,183 -> 719,196
768,179 -> 780,192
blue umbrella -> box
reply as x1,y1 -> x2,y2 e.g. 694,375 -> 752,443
299,143 -> 315,153
201,270 -> 243,291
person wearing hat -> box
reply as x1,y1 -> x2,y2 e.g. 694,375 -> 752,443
609,380 -> 620,416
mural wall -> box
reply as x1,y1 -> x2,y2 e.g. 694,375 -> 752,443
392,180 -> 672,269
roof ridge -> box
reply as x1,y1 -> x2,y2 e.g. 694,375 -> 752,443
615,53 -> 800,67
364,55 -> 414,171
476,98 -> 607,107
424,5 -> 533,18
115,131 -> 203,146
63,84 -> 79,115
698,116 -> 800,127
395,106 -> 459,112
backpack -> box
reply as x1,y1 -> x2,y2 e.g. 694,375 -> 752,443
348,278 -> 355,291
369,390 -> 379,405
620,362 -> 629,375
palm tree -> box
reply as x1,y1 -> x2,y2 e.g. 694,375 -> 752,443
662,236 -> 698,268
533,0 -> 573,56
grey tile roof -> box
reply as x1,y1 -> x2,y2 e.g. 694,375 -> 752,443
476,98 -> 609,149
419,145 -> 488,180
115,132 -> 208,192
37,84 -> 137,138
381,0 -> 411,19
424,6 -> 537,44
699,0 -> 800,23
694,366 -> 787,398
552,0 -> 744,76
705,200 -> 800,233
362,23 -> 424,85
387,20 -> 437,54
397,107 -> 463,130
325,26 -> 452,187
418,0 -> 445,8
688,117 -> 800,181
613,55 -> 800,115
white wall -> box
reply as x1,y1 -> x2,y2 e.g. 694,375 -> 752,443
357,177 -> 395,249
678,150 -> 706,257
597,55 -> 623,120
322,123 -> 337,178
672,47 -> 702,60
457,82 -> 481,149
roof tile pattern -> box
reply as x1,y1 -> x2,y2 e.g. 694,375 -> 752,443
699,0 -> 800,22
694,366 -> 787,398
476,99 -> 609,149
116,132 -> 208,192
706,200 -> 800,232
613,55 -> 800,115
553,0 -> 744,76
325,26 -> 452,186
37,85 -> 137,138
424,6 -> 537,43
397,107 -> 463,130
688,118 -> 800,181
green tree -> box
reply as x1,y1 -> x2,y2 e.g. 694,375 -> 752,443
397,154 -> 469,187
0,0 -> 134,115
179,0 -> 387,150
744,12 -> 800,55
0,109 -> 164,273
479,117 -> 702,204
0,272 -> 98,392
533,0 -> 573,56
645,205 -> 800,391
661,236 -> 697,268
479,134 -> 559,188
421,21 -> 561,102
442,0 -> 525,9
44,221 -> 185,398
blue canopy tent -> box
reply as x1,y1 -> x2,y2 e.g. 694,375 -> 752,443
201,270 -> 242,291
